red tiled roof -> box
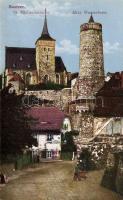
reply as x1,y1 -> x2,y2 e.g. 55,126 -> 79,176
27,107 -> 65,131
9,73 -> 25,84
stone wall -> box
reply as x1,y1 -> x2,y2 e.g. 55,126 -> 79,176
6,69 -> 38,86
71,112 -> 94,140
36,40 -> 56,83
101,151 -> 123,196
25,88 -> 71,111
73,76 -> 104,99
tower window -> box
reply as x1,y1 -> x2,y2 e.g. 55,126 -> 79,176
20,56 -> 23,61
47,55 -> 48,60
44,48 -> 46,51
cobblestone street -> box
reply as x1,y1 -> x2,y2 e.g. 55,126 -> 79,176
0,161 -> 123,200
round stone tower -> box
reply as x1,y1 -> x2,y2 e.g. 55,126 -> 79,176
78,14 -> 105,98
71,15 -> 105,141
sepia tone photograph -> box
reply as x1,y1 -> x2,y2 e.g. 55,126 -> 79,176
0,0 -> 123,199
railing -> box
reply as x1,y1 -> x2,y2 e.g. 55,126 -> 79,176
87,118 -> 114,143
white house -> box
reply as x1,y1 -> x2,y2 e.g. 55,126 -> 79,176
28,107 -> 71,160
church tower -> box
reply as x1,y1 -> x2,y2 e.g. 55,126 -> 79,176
36,9 -> 56,83
78,14 -> 105,98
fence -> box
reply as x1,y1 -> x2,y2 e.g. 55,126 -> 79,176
15,152 -> 33,170
1,152 -> 34,171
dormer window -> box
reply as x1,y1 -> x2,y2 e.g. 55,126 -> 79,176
20,56 -> 23,61
13,63 -> 16,68
27,64 -> 31,68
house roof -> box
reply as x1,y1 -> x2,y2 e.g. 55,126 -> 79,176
96,72 -> 123,97
8,72 -> 25,84
5,47 -> 36,70
94,72 -> 123,117
71,72 -> 79,80
55,56 -> 67,72
27,107 -> 65,131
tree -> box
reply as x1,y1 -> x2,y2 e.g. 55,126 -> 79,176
1,85 -> 37,158
0,74 -> 2,89
78,148 -> 95,171
61,131 -> 77,152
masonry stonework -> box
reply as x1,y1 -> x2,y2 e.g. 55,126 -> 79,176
70,16 -> 105,142
78,18 -> 104,98
36,40 -> 56,83
25,88 -> 71,111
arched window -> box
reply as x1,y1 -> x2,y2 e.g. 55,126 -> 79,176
26,73 -> 31,86
44,75 -> 49,83
56,74 -> 60,84
97,97 -> 104,107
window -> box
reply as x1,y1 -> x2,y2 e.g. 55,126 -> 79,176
26,73 -> 31,86
56,74 -> 60,84
47,151 -> 52,158
44,75 -> 49,83
47,133 -> 53,141
47,55 -> 48,60
20,56 -> 23,61
64,124 -> 68,130
27,64 -> 31,68
44,48 -> 46,51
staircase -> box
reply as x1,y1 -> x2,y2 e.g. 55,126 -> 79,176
88,118 -> 114,143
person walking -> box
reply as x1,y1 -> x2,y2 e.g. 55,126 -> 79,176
73,163 -> 81,181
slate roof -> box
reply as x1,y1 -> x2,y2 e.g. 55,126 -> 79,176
6,47 -> 66,73
55,56 -> 67,72
5,47 -> 36,70
88,14 -> 94,23
71,72 -> 79,80
36,9 -> 55,43
27,107 -> 65,131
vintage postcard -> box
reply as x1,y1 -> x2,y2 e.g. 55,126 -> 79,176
0,0 -> 123,199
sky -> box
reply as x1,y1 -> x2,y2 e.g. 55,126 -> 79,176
0,0 -> 123,74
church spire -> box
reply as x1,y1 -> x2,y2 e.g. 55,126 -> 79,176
41,8 -> 49,36
88,13 -> 94,23
36,8 -> 55,43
